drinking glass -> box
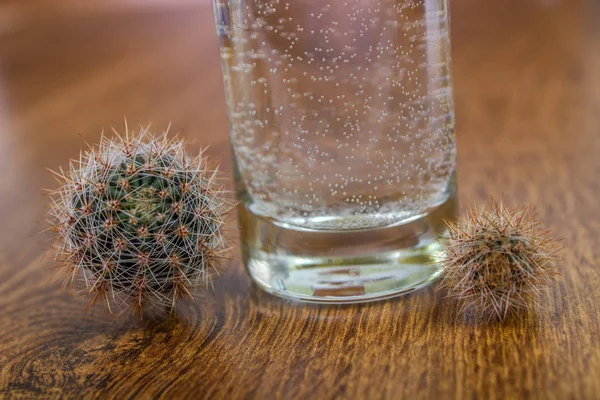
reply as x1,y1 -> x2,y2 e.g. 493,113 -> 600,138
213,0 -> 457,303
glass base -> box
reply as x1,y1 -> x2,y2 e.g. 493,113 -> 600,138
239,193 -> 457,304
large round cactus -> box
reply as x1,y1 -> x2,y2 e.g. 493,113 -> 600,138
48,126 -> 229,315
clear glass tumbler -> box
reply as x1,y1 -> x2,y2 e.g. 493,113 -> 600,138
213,0 -> 457,303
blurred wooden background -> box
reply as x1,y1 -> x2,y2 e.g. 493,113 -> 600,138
0,0 -> 599,398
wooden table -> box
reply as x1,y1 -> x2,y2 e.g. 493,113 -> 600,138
1,0 -> 599,398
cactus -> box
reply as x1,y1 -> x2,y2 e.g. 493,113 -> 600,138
438,199 -> 559,320
47,125 -> 229,315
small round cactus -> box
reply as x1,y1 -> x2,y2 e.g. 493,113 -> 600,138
47,125 -> 229,315
439,199 -> 559,320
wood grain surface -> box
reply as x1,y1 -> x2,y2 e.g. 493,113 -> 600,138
1,0 -> 599,398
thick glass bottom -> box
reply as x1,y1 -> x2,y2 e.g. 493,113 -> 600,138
238,193 -> 457,304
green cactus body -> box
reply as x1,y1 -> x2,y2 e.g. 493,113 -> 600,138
439,199 -> 559,320
49,128 -> 228,315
